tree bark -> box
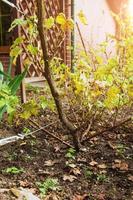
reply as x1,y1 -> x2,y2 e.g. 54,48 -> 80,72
36,0 -> 79,151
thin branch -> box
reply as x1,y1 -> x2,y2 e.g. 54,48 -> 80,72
29,120 -> 74,148
82,117 -> 132,144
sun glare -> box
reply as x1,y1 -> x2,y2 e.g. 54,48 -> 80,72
128,0 -> 133,18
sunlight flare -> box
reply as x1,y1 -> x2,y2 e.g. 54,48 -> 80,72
128,0 -> 133,18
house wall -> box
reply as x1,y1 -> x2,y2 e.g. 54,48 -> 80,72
75,0 -> 116,56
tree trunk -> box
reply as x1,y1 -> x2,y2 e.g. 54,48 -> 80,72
36,0 -> 79,151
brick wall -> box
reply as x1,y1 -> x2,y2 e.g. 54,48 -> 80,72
0,54 -> 10,72
0,54 -> 15,75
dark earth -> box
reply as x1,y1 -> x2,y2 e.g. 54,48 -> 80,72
0,107 -> 133,200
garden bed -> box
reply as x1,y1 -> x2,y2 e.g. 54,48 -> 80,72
0,109 -> 132,200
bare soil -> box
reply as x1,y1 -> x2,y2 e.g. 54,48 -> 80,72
0,110 -> 133,200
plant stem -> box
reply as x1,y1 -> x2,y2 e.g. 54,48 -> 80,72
36,0 -> 79,151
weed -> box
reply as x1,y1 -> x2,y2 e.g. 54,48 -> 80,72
116,144 -> 126,156
36,178 -> 59,196
84,168 -> 94,179
3,167 -> 24,175
65,148 -> 76,160
96,174 -> 108,183
23,127 -> 31,135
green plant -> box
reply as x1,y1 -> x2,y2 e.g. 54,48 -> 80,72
0,60 -> 27,121
96,174 -> 108,183
115,144 -> 126,156
20,99 -> 39,120
84,168 -> 94,179
65,148 -> 76,160
36,178 -> 59,197
7,2 -> 132,150
23,127 -> 31,135
3,167 -> 24,174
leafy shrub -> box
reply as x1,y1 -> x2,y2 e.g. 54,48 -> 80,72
0,60 -> 27,121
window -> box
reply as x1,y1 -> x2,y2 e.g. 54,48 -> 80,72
0,1 -> 12,47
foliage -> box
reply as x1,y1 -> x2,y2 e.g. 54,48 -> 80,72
20,99 -> 40,120
84,168 -> 94,179
50,16 -> 133,128
77,10 -> 88,25
36,178 -> 59,196
3,167 -> 24,174
3,3 -> 132,149
0,61 -> 27,121
65,148 -> 76,160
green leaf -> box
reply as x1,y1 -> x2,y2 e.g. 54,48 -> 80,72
9,18 -> 26,32
10,46 -> 23,65
78,10 -> 88,25
27,44 -> 38,55
0,106 -> 7,120
8,67 -> 27,95
44,17 -> 54,29
0,61 -> 3,84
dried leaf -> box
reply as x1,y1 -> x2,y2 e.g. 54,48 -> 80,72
44,194 -> 59,200
108,141 -> 116,149
11,188 -> 21,198
89,160 -> 98,166
98,164 -> 107,169
63,174 -> 77,182
44,160 -> 57,167
128,175 -> 133,182
112,160 -> 128,171
71,168 -> 81,175
19,180 -> 29,187
73,194 -> 88,200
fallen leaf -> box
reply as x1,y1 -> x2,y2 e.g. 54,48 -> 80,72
44,160 -> 57,167
63,174 -> 77,182
73,194 -> 88,200
44,194 -> 59,200
19,180 -> 29,187
11,188 -> 21,198
89,160 -> 98,166
66,162 -> 76,168
98,164 -> 107,169
108,141 -> 116,149
71,168 -> 81,175
54,146 -> 60,152
112,160 -> 128,171
128,175 -> 133,182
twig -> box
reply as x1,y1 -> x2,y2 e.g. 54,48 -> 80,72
81,117 -> 132,144
29,120 -> 74,148
80,111 -> 98,142
76,22 -> 87,55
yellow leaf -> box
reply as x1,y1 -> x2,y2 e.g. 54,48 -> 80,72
56,13 -> 66,25
128,84 -> 133,97
61,19 -> 74,31
78,10 -> 88,25
56,13 -> 74,31
44,16 -> 54,29
104,86 -> 120,109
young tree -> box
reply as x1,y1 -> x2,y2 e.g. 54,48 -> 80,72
36,0 -> 79,151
